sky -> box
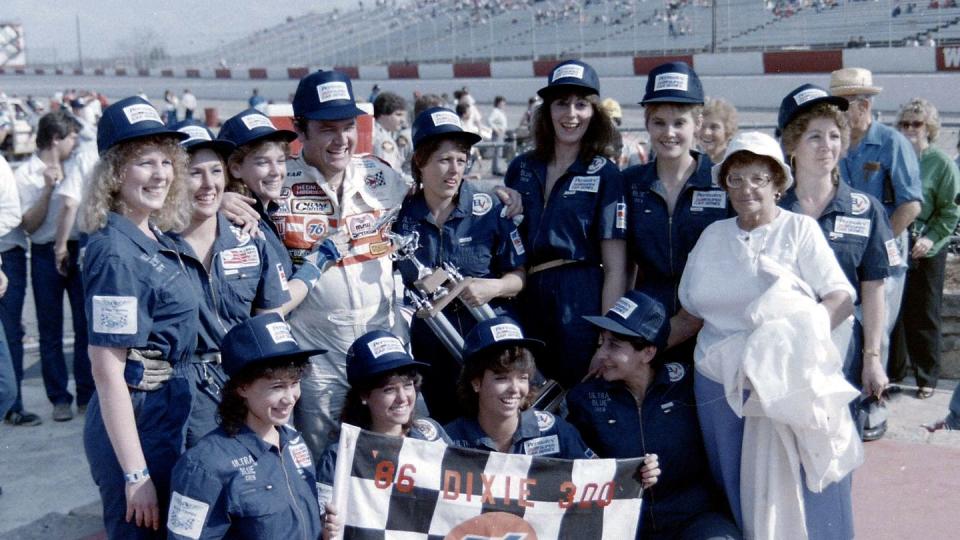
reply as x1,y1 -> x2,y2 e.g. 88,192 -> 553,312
2,0 -> 363,64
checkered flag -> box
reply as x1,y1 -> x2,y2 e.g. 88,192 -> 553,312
332,424 -> 644,539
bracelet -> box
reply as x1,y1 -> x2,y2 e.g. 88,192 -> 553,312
124,467 -> 150,484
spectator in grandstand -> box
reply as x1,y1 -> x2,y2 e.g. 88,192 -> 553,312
672,131 -> 858,539
373,91 -> 408,171
393,107 -> 525,423
167,314 -> 324,540
777,84 -> 894,440
489,95 -> 509,176
79,96 -> 195,538
699,97 -> 738,164
504,60 -> 627,388
13,110 -> 91,423
831,67 -> 921,384
889,98 -> 960,399
568,290 -> 742,540
621,62 -> 727,368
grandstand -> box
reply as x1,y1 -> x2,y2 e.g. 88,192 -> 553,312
116,0 -> 960,70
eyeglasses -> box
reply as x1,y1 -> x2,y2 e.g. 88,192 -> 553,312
898,121 -> 925,130
725,174 -> 772,189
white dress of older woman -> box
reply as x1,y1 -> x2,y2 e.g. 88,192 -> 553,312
678,132 -> 859,540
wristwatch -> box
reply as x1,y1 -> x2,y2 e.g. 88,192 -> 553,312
124,467 -> 151,484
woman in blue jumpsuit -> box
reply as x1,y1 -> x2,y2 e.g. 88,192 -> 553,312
623,62 -> 728,367
504,60 -> 627,387
168,119 -> 293,447
316,329 -> 450,531
79,96 -> 196,538
168,313 -> 325,540
394,107 -> 526,422
217,109 -> 326,312
566,291 -> 740,540
777,85 -> 893,442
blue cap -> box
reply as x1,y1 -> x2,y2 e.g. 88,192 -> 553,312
412,107 -> 482,149
777,84 -> 848,133
217,108 -> 297,149
293,70 -> 367,121
641,62 -> 704,105
96,96 -> 187,156
537,60 -> 600,99
170,119 -> 236,157
221,313 -> 326,377
462,316 -> 545,363
346,330 -> 428,385
583,290 -> 670,349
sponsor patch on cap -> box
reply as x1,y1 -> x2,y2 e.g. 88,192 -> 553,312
793,88 -> 828,106
610,297 -> 639,319
317,81 -> 351,103
430,110 -> 461,128
179,125 -> 211,142
122,104 -> 162,125
241,114 -> 276,131
367,336 -> 406,358
653,72 -> 689,92
552,64 -> 585,82
265,321 -> 296,344
490,323 -> 523,341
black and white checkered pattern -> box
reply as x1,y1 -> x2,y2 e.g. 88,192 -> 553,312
333,424 -> 644,539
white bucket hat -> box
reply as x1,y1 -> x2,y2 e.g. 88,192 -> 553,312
711,131 -> 794,191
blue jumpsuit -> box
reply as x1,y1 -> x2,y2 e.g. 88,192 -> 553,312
82,212 -> 200,539
253,197 -> 295,279
393,184 -> 526,422
624,152 -> 726,366
566,364 -> 741,540
168,425 -> 322,540
780,182 -> 894,392
171,213 -> 292,447
445,409 -> 595,459
505,153 -> 626,386
623,151 -> 726,315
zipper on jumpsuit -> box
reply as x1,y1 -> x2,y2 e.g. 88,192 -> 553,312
280,449 -> 309,540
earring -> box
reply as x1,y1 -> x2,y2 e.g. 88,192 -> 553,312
774,192 -> 782,202
361,399 -> 367,405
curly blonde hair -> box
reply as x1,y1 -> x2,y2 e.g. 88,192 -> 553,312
896,97 -> 940,143
79,136 -> 190,233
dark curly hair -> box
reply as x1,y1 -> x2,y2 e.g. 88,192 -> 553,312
218,359 -> 309,436
531,90 -> 618,164
456,346 -> 538,417
339,367 -> 423,435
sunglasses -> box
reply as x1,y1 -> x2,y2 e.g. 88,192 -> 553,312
898,121 -> 925,130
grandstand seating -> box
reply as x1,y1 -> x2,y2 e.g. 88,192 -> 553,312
159,0 -> 960,69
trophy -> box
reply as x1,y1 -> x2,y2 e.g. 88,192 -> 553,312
386,224 -> 565,413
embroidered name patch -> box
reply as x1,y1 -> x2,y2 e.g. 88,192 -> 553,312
834,216 -> 870,237
569,175 -> 600,193
653,72 -> 689,92
266,321 -> 296,344
367,336 -> 406,357
793,88 -> 828,106
240,114 -> 275,131
490,323 -> 523,341
430,110 -> 461,127
317,81 -> 350,102
552,64 -> 584,81
691,190 -> 727,210
523,435 -> 560,456
610,297 -> 638,319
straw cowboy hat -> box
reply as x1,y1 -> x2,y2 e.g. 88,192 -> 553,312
829,67 -> 883,96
